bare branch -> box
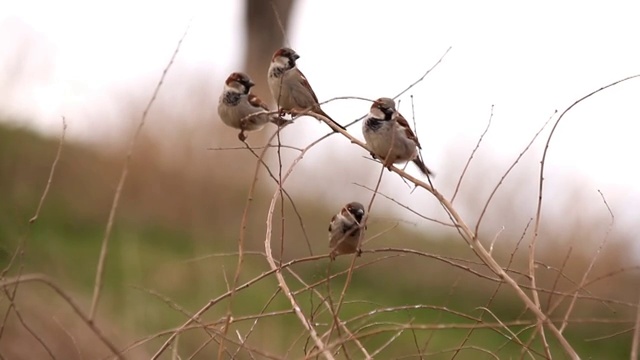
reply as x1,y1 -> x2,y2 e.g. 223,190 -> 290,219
394,47 -> 452,100
451,105 -> 493,203
30,117 -> 67,223
263,147 -> 335,359
216,129 -> 283,355
354,183 -> 456,227
476,307 -> 535,359
559,191 -> 614,333
308,109 -> 580,358
474,109 -> 555,236
0,274 -> 122,358
342,47 -> 452,129
89,21 -> 192,321
530,74 -> 640,359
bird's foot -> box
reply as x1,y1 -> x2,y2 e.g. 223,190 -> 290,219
237,131 -> 247,142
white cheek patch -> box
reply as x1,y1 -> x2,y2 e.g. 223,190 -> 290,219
275,56 -> 290,67
224,83 -> 243,93
370,108 -> 385,119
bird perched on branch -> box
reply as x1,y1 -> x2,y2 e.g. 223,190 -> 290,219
328,202 -> 366,260
362,97 -> 433,176
218,72 -> 285,141
267,47 -> 346,131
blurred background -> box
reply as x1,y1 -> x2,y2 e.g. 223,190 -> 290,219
1,0 -> 639,358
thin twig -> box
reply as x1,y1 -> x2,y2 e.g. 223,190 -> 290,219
151,254 -> 328,359
207,144 -> 303,152
451,105 -> 492,203
342,47 -> 452,129
425,346 -> 500,360
30,117 -> 67,223
187,338 -> 219,359
394,47 -> 452,100
422,276 -> 461,354
0,274 -> 122,358
546,246 -> 573,311
4,290 -> 56,359
0,258 -> 23,342
276,129 -> 286,263
1,118 -> 67,342
170,335 -> 179,360
233,288 -> 281,359
476,307 -> 535,359
270,1 -> 290,48
286,268 -> 371,359
53,316 -> 82,360
585,327 -> 633,342
409,95 -> 429,179
451,219 -> 532,359
263,157 -> 335,359
474,109 -> 556,237
309,110 -> 580,358
370,325 -> 406,358
133,285 -> 219,346
216,130 -> 282,357
559,189 -> 614,333
324,162 -> 387,352
531,74 -> 640,359
488,226 -> 504,255
354,183 -> 455,227
89,21 -> 191,321
547,266 -> 640,314
633,295 -> 640,360
240,141 -> 314,254
310,319 -> 577,359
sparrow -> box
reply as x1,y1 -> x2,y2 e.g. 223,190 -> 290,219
218,72 -> 285,141
267,47 -> 346,131
328,202 -> 366,260
362,97 -> 433,176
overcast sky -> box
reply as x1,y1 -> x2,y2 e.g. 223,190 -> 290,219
1,1 -> 639,245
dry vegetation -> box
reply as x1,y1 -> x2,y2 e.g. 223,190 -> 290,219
1,24 -> 640,360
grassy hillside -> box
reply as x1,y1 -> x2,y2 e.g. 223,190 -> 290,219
0,123 -> 635,359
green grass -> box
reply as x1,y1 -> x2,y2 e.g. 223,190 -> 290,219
0,122 -> 634,359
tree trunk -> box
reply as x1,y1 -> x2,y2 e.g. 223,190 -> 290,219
244,0 -> 296,103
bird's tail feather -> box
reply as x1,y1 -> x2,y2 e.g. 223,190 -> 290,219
412,158 -> 433,177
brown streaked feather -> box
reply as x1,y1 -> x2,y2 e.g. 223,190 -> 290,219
395,113 -> 422,149
412,158 -> 433,176
314,107 -> 333,121
292,67 -> 346,130
247,94 -> 269,111
295,68 -> 320,104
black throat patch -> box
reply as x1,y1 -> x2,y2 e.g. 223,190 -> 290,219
365,114 -> 391,131
270,66 -> 286,78
365,117 -> 383,131
223,92 -> 242,106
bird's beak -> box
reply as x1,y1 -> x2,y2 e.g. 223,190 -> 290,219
293,54 -> 300,60
247,80 -> 255,88
357,209 -> 364,217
